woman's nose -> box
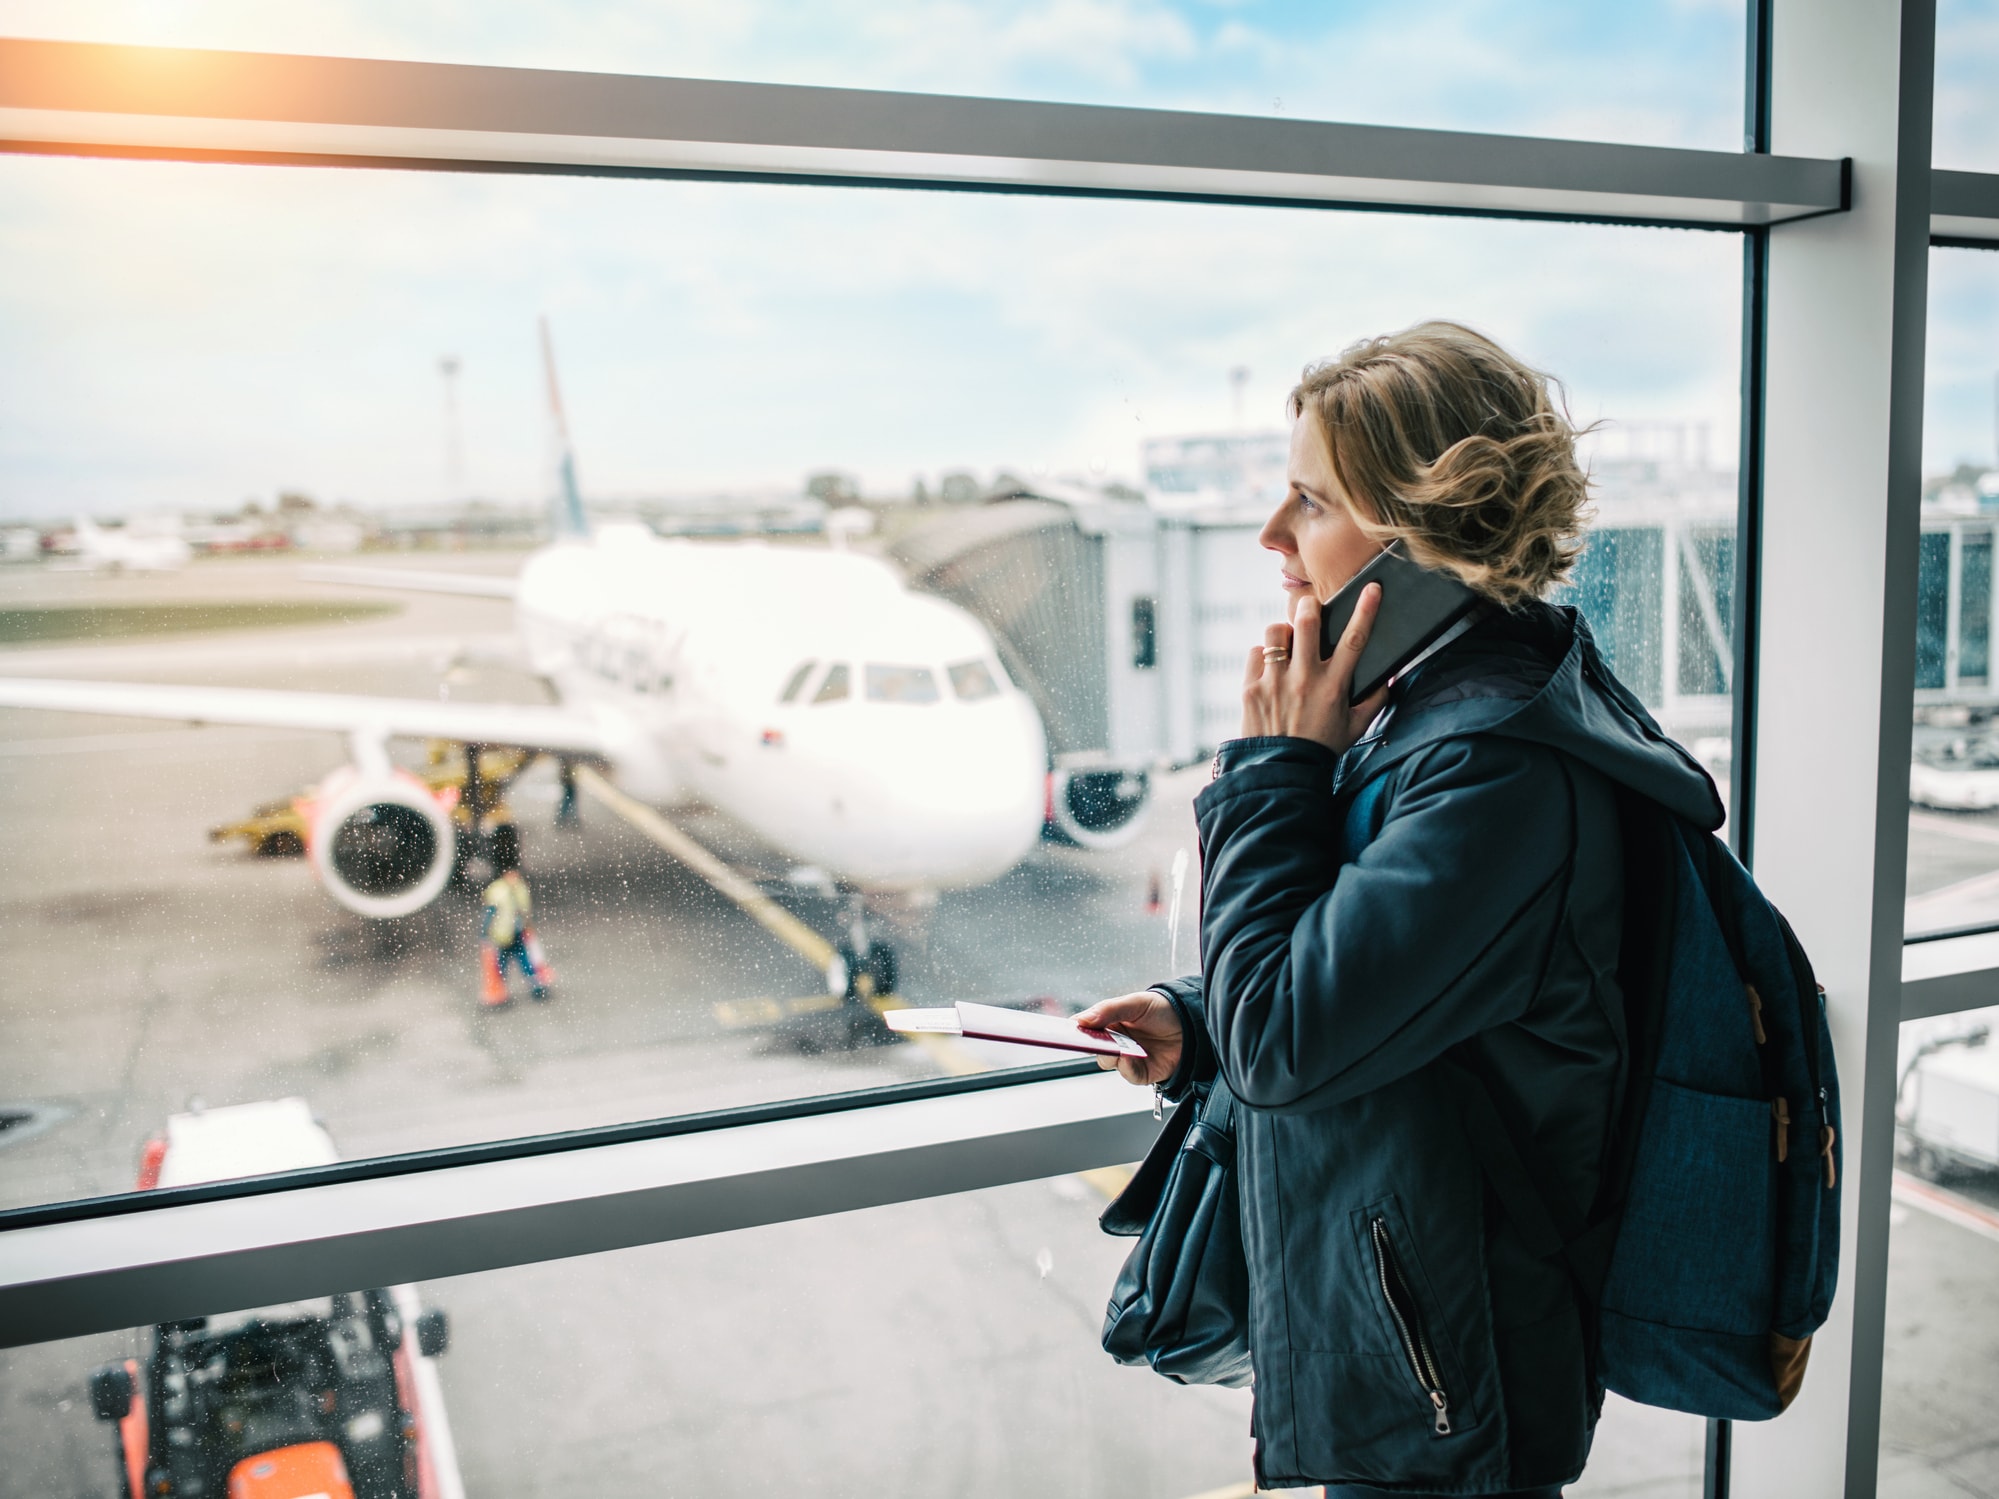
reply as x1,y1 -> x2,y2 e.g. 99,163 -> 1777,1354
1258,509 -> 1293,555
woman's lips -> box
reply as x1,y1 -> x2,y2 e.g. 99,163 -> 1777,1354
1279,571 -> 1310,591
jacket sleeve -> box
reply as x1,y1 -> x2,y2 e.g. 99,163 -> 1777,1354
1195,731 -> 1576,1112
1145,975 -> 1212,1101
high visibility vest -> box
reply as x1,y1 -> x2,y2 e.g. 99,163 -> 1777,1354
483,872 -> 531,945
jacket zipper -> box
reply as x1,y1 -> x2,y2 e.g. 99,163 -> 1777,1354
1369,1217 -> 1453,1435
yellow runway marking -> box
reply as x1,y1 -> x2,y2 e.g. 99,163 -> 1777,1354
578,766 -> 837,971
577,767 -> 1132,1175
711,995 -> 844,1029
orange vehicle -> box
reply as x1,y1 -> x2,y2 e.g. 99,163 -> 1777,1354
88,1100 -> 463,1499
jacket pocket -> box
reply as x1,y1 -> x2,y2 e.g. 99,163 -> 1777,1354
1345,1197 -> 1483,1441
1369,1214 -> 1455,1435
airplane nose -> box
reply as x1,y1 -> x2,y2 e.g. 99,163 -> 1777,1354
854,701 -> 1046,885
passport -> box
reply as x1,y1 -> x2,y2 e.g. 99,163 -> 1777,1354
883,1001 -> 1147,1058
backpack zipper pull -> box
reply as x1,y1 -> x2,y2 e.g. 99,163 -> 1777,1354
1430,1390 -> 1452,1435
1152,1086 -> 1165,1122
1772,1096 -> 1791,1163
1745,984 -> 1767,1044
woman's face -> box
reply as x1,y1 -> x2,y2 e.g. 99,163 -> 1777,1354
1260,412 -> 1383,622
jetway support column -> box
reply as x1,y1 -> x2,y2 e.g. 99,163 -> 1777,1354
1158,521 -> 1198,766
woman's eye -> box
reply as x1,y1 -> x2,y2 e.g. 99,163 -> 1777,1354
1296,494 -> 1319,515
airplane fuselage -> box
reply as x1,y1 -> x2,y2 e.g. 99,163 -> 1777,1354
514,528 -> 1048,892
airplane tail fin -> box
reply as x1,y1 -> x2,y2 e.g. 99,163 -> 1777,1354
539,317 -> 589,540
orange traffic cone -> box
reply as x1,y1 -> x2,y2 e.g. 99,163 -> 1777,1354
480,944 -> 510,1007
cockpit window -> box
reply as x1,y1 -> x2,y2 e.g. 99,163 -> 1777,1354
866,665 -> 940,704
812,663 -> 851,704
779,660 -> 817,703
947,659 -> 1001,702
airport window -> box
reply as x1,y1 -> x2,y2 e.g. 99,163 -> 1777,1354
1936,0 -> 1999,171
3,12 -> 1977,1497
1880,1009 -> 1999,1493
1908,246 -> 1999,938
778,660 -> 816,703
947,658 -> 1001,702
812,662 -> 852,703
0,148 -> 1739,1490
0,1172 -> 1709,1495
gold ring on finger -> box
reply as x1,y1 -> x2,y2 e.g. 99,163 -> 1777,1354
1262,646 -> 1290,663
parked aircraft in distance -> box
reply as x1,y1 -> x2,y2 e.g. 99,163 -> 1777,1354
0,324 -> 1147,993
61,515 -> 192,572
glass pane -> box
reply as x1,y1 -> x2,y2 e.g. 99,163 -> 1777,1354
1881,1007 -> 1999,1492
0,152 -> 1739,1224
1964,533 -> 1993,686
1909,247 -> 1999,938
1918,530 -> 1952,691
0,1174 -> 1702,1495
1937,0 -> 1999,171
2,1 -> 1746,150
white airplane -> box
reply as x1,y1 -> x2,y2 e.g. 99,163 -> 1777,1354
0,329 -> 1145,990
61,514 -> 193,572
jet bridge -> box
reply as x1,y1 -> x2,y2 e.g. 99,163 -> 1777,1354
890,464 -> 1748,791
889,494 -> 1286,778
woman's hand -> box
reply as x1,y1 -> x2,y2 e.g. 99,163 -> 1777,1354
1240,585 -> 1393,753
1073,991 -> 1184,1086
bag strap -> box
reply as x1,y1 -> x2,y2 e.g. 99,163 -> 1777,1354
1099,1084 -> 1200,1236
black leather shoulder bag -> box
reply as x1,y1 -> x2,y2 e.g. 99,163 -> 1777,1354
1098,1078 -> 1252,1387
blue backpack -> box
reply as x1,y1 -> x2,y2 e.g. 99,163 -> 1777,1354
1352,760 -> 1842,1420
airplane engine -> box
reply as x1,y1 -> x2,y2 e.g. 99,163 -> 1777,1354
1043,766 -> 1150,852
305,766 -> 456,919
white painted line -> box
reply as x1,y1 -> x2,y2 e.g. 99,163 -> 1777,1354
1910,812 -> 1999,849
1891,1170 -> 1999,1246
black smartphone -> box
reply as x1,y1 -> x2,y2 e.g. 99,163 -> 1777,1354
1317,543 -> 1480,703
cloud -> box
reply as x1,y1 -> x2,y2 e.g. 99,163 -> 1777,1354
1927,247 -> 1999,473
1936,0 -> 1999,172
0,148 -> 1741,517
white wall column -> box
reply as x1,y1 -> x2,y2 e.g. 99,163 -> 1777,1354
1737,1 -> 1934,1495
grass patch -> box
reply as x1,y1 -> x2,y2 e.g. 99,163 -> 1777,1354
0,600 -> 401,644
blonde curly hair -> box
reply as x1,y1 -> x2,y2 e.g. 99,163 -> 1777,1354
1289,321 -> 1594,607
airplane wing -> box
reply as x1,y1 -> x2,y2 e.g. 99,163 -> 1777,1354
0,677 -> 607,755
300,564 -> 517,600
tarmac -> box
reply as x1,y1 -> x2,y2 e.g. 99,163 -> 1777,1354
0,553 -> 1993,1497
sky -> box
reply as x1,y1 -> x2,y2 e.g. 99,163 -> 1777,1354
0,1 -> 1989,517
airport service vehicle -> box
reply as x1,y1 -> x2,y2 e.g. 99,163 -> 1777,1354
88,1099 -> 463,1499
0,326 -> 1142,988
1910,737 -> 1999,811
1899,1027 -> 1999,1181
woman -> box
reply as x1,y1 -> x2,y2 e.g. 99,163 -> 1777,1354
1077,322 -> 1722,1497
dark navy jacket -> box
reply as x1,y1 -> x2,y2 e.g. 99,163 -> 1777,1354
1154,603 -> 1722,1493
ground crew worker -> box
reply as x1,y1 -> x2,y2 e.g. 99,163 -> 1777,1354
480,826 -> 552,1007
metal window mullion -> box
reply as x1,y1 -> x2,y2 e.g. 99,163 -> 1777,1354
0,38 -> 1846,228
0,1073 -> 1160,1349
1735,2 -> 1936,1497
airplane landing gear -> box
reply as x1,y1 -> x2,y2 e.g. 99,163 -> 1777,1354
826,898 -> 898,1003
